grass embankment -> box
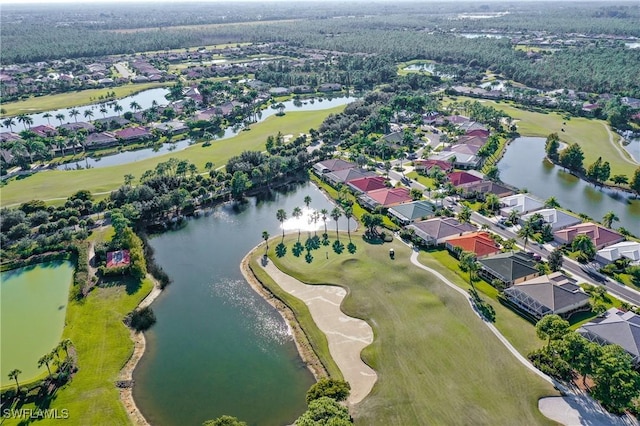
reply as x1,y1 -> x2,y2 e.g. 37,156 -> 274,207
1,82 -> 169,117
271,232 -> 556,425
248,253 -> 343,379
1,106 -> 346,206
448,96 -> 636,178
2,229 -> 153,426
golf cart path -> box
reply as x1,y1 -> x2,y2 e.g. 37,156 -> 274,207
260,260 -> 377,405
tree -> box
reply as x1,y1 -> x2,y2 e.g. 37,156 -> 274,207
8,369 -> 21,391
485,165 -> 500,182
545,133 -> 560,161
572,234 -> 596,262
331,207 -> 342,240
2,117 -> 16,132
303,195 -> 312,209
203,416 -> 247,426
276,209 -> 287,240
630,168 -> 640,196
548,248 -> 564,272
306,378 -> 351,403
292,207 -> 303,240
17,114 -> 33,130
262,231 -> 270,256
55,113 -> 66,126
43,112 -> 52,125
113,103 -> 123,117
483,193 -> 500,214
410,188 -> 423,201
295,397 -> 351,426
84,109 -> 94,120
130,101 -> 142,112
517,220 -> 535,251
602,211 -> 619,228
69,108 -> 80,123
459,251 -> 480,289
457,205 -> 472,224
559,143 -> 584,173
124,174 -> 135,186
58,338 -> 72,357
544,197 -> 560,208
507,209 -> 519,226
230,171 -> 250,201
344,206 -> 353,241
591,344 -> 640,413
320,208 -> 328,235
611,174 -> 628,186
557,333 -> 600,387
535,314 -> 569,350
38,352 -> 53,376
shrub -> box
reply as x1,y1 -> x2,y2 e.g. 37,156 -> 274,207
306,379 -> 351,404
129,307 -> 156,332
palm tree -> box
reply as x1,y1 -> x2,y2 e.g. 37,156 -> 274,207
130,101 -> 142,112
38,353 -> 53,376
276,209 -> 287,240
518,221 -> 535,251
43,112 -> 52,125
458,205 -> 472,223
292,207 -> 303,241
8,369 -> 21,391
544,196 -> 560,208
572,234 -> 596,262
262,231 -> 270,256
331,207 -> 342,240
99,105 -> 108,118
602,211 -> 619,228
58,338 -> 72,358
311,211 -> 320,237
344,206 -> 353,241
84,109 -> 94,121
320,208 -> 328,235
55,113 -> 66,126
2,117 -> 16,132
459,251 -> 479,290
507,209 -> 519,226
303,195 -> 312,209
17,114 -> 33,130
69,108 -> 80,123
113,103 -> 123,117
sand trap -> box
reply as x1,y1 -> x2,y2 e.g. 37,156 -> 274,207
261,260 -> 377,405
538,396 -> 632,426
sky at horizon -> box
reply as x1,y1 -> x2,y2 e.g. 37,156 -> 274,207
0,0 -> 627,4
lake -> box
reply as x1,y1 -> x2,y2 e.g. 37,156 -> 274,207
133,182 -> 355,425
497,137 -> 640,231
0,261 -> 74,386
55,95 -> 357,170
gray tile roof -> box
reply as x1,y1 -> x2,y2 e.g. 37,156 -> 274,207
407,218 -> 476,244
388,201 -> 435,223
479,251 -> 538,283
578,308 -> 640,363
504,277 -> 589,315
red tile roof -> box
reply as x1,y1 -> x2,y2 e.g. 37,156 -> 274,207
465,129 -> 490,138
413,159 -> 453,172
445,232 -> 501,257
448,171 -> 482,187
115,126 -> 150,140
364,187 -> 412,207
348,176 -> 387,193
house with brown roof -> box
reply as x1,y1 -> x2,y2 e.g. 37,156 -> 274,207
445,232 -> 501,258
85,132 -> 117,148
30,124 -> 57,138
458,180 -> 514,199
312,159 -> 355,175
325,168 -> 376,186
359,187 -> 412,210
347,176 -> 387,194
465,129 -> 490,139
448,171 -> 483,187
413,159 -> 453,174
553,222 -> 625,250
115,126 -> 152,142
406,217 -> 477,246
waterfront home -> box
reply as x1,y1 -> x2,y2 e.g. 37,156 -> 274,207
448,171 -> 483,187
444,232 -> 501,258
429,151 -> 480,169
521,208 -> 581,231
388,200 -> 436,225
478,251 -> 539,287
347,176 -> 387,194
115,126 -> 152,142
85,132 -> 118,148
553,222 -> 625,250
106,250 -> 130,268
59,121 -> 96,133
503,272 -> 590,320
30,124 -> 57,138
458,180 -> 514,199
358,187 -> 412,210
596,241 -> 640,265
318,83 -> 343,92
578,308 -> 640,366
413,159 -> 453,174
499,194 -> 545,216
312,159 -> 355,175
406,217 -> 476,246
151,120 -> 189,135
325,168 -> 376,186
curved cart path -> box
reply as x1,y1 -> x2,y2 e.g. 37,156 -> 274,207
260,260 -> 377,405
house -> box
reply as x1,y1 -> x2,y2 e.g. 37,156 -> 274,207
578,308 -> 640,366
358,187 -> 412,210
312,159 -> 355,175
445,232 -> 501,258
521,208 -> 581,231
269,87 -> 290,96
383,131 -> 421,147
388,200 -> 436,225
553,222 -> 625,250
347,176 -> 387,194
478,251 -> 539,287
457,135 -> 487,147
106,250 -> 131,268
450,143 -> 482,156
465,129 -> 490,139
430,151 -> 480,169
503,272 -> 590,319
115,126 -> 152,142
85,131 -> 118,148
458,180 -> 514,199
59,122 -> 95,133
30,124 -> 57,138
0,132 -> 21,142
194,107 -> 220,122
151,120 -> 189,135
318,83 -> 342,92
596,241 -> 640,265
93,116 -> 130,129
406,217 -> 477,246
448,171 -> 483,187
325,168 -> 376,186
413,159 -> 453,174
499,194 -> 545,216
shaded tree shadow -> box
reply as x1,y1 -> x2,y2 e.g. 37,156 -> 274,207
292,241 -> 304,257
275,242 -> 287,258
305,251 -> 314,264
347,242 -> 357,254
332,240 -> 345,254
322,234 -> 330,246
305,236 -> 320,252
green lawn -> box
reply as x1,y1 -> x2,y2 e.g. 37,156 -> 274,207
1,82 -> 169,117
1,107 -> 346,206
2,230 -> 153,426
271,232 -> 556,425
448,96 -> 636,178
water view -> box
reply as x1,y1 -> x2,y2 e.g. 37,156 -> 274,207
133,182 -> 355,425
0,261 -> 74,385
497,137 -> 640,231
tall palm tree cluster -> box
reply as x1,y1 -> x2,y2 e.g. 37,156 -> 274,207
7,338 -> 73,392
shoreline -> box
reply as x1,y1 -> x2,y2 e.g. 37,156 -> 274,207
240,247 -> 328,380
119,275 -> 163,426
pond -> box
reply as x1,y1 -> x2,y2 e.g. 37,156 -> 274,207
55,95 -> 356,170
497,137 -> 640,231
133,181 -> 356,426
0,261 -> 74,386
17,88 -> 171,129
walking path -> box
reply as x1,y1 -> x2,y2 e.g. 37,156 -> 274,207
260,259 -> 377,405
603,123 -> 639,166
